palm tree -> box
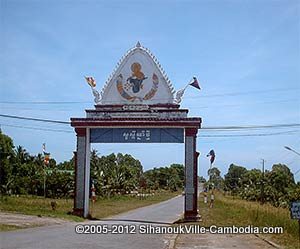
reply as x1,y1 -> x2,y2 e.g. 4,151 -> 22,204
15,146 -> 30,164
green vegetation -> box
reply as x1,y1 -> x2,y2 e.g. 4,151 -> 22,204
2,129 -> 299,248
0,131 -> 74,197
207,167 -> 224,190
0,224 -> 22,232
0,130 -> 184,198
0,191 -> 179,231
223,163 -> 299,208
90,151 -> 143,197
143,164 -> 184,191
0,195 -> 83,221
0,131 -> 182,231
199,192 -> 299,249
204,163 -> 299,208
202,163 -> 299,248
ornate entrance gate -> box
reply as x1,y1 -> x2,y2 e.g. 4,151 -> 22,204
70,43 -> 201,221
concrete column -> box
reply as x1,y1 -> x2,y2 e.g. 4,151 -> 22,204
73,128 -> 90,217
73,151 -> 77,213
84,128 -> 91,218
184,128 -> 200,222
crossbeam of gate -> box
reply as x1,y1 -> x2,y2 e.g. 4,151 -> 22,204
71,111 -> 201,222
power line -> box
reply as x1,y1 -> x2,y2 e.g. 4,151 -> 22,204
201,128 -> 298,132
1,98 -> 298,112
0,87 -> 298,104
201,124 -> 300,130
192,98 -> 298,109
1,122 -> 299,137
1,114 -> 300,131
0,114 -> 70,124
190,87 -> 300,99
0,124 -> 73,133
199,130 -> 299,137
0,101 -> 91,104
0,107 -> 75,112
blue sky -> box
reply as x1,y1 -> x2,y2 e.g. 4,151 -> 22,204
1,0 -> 299,181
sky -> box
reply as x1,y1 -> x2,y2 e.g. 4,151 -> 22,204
1,0 -> 300,181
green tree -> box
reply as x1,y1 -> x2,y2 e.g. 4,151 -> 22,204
208,167 -> 223,189
263,164 -> 296,207
90,151 -> 143,197
239,169 -> 261,201
224,164 -> 247,193
143,164 -> 184,191
0,131 -> 15,194
198,176 -> 207,183
289,184 -> 300,202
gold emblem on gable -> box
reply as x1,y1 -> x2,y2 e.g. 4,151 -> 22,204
116,62 -> 159,102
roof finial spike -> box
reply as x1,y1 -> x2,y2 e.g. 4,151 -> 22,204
136,41 -> 141,48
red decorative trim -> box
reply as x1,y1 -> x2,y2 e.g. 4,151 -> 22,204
71,120 -> 201,128
185,128 -> 198,136
71,117 -> 201,122
94,103 -> 180,109
184,210 -> 200,222
184,210 -> 199,216
149,103 -> 180,108
86,109 -> 188,113
72,208 -> 84,217
75,128 -> 86,136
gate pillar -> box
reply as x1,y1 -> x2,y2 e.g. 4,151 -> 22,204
184,128 -> 200,222
73,128 -> 91,218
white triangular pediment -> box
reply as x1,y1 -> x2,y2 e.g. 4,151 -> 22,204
100,43 -> 175,105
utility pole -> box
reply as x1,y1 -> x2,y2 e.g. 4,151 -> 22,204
42,143 -> 50,198
43,164 -> 46,198
209,161 -> 212,189
260,159 -> 265,205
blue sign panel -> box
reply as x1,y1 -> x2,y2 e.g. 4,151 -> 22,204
290,201 -> 300,219
90,128 -> 184,143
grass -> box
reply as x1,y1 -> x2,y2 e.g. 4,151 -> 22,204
198,192 -> 299,249
0,224 -> 23,231
0,195 -> 84,223
0,191 -> 179,231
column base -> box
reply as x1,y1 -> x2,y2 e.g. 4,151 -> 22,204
72,208 -> 84,217
184,210 -> 202,222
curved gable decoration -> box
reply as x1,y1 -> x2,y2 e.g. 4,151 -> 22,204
100,42 -> 175,105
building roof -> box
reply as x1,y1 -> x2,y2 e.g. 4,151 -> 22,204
99,42 -> 176,105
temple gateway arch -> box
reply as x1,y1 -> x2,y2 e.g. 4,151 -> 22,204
70,42 -> 202,221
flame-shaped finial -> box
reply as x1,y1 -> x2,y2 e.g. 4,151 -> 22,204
136,41 -> 141,48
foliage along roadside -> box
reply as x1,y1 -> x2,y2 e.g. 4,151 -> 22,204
206,163 -> 299,208
0,131 -> 184,198
198,192 -> 299,249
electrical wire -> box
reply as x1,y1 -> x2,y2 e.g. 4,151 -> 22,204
1,122 -> 299,137
199,130 -> 299,137
0,87 -> 299,104
1,114 -> 300,131
1,97 -> 298,112
0,124 -> 73,133
201,124 -> 300,130
0,114 -> 70,124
